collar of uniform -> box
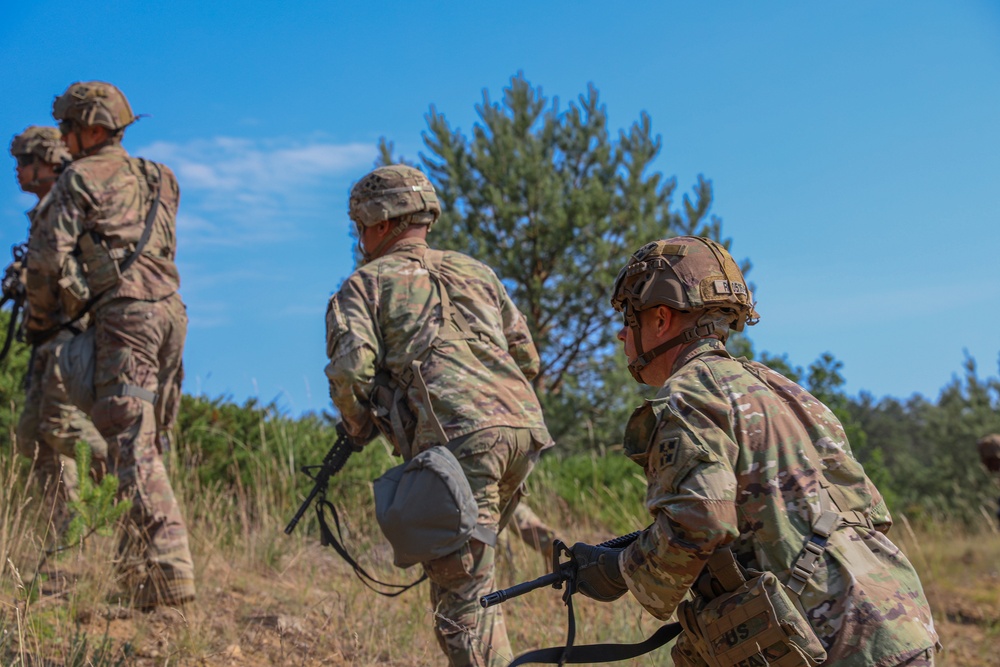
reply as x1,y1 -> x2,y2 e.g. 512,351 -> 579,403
670,336 -> 729,374
91,144 -> 128,158
384,238 -> 429,255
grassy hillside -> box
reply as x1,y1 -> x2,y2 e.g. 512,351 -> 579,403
1,426 -> 997,667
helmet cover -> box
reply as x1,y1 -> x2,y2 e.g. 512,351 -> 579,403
10,126 -> 71,165
52,81 -> 136,131
611,236 -> 759,333
349,165 -> 440,228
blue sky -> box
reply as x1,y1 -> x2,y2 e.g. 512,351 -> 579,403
2,1 -> 998,416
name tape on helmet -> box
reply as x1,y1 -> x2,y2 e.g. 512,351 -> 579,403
713,280 -> 747,296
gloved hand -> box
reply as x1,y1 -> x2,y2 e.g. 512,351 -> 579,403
570,542 -> 628,602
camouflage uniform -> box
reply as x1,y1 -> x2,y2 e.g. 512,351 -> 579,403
9,126 -> 106,526
511,502 -> 556,561
27,82 -> 193,607
619,338 -> 938,666
605,238 -> 938,667
326,234 -> 552,667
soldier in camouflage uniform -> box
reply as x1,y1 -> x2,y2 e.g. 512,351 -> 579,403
26,82 -> 193,609
326,165 -> 553,667
568,237 -> 938,666
8,126 -> 107,528
511,502 -> 557,562
976,434 -> 1000,526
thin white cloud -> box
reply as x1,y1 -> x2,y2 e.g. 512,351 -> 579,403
136,136 -> 374,246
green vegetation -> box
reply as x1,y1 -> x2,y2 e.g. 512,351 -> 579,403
0,74 -> 997,664
378,72 -> 744,448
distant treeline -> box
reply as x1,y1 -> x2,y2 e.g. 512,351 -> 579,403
1,310 -> 996,529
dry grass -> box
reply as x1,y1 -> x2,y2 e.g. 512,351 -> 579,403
1,446 -> 999,666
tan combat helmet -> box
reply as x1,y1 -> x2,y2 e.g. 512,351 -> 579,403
52,81 -> 136,131
9,126 -> 71,167
348,165 -> 441,261
978,434 -> 1000,473
611,236 -> 759,381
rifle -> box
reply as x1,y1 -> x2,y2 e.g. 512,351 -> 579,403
0,243 -> 28,363
480,530 -> 641,608
482,529 -> 682,666
285,423 -> 424,596
284,422 -> 354,535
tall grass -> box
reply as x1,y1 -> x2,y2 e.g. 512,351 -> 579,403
2,406 -> 998,664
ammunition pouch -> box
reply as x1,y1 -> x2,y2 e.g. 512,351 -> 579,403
370,371 -> 417,459
677,551 -> 827,667
78,234 -> 124,295
373,445 -> 496,569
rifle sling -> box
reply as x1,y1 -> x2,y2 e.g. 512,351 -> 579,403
314,496 -> 425,597
510,621 -> 682,666
0,297 -> 22,363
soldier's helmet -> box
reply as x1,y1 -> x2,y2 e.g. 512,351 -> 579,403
52,81 -> 136,131
9,126 -> 71,166
611,236 -> 759,333
977,434 -> 1000,473
349,165 -> 440,229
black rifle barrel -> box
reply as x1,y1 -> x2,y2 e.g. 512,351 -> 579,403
480,530 -> 643,608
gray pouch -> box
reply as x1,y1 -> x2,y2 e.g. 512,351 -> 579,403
373,445 -> 496,568
56,327 -> 96,413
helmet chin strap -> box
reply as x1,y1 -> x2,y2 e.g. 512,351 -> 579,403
22,164 -> 58,194
626,311 -> 716,383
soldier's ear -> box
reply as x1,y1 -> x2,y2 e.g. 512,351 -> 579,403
653,305 -> 674,337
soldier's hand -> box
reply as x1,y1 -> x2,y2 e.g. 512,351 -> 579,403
1,262 -> 22,299
570,542 -> 628,602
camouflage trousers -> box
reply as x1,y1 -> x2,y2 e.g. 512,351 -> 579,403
510,502 -> 556,561
422,426 -> 546,667
91,294 -> 193,606
16,329 -> 107,527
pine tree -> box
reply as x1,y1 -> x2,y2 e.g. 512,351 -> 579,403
380,73 -> 745,448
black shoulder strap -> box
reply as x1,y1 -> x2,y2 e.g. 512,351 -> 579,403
509,622 -> 682,666
314,496 -> 426,597
119,159 -> 163,275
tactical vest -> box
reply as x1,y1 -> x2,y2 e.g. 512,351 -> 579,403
76,158 -> 164,298
676,356 -> 876,667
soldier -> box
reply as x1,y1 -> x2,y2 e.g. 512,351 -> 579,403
511,502 -> 557,563
976,434 -> 1000,526
8,126 -> 107,530
326,165 -> 553,667
568,237 -> 939,666
26,82 -> 193,609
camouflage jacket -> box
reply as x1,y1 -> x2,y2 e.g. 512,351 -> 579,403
25,145 -> 180,334
325,239 -> 550,457
619,338 -> 937,667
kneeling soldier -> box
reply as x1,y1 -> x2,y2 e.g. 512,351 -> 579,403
570,237 -> 939,666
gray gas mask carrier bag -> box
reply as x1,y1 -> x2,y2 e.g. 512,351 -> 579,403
374,445 -> 497,568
